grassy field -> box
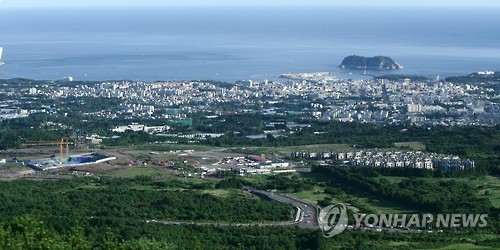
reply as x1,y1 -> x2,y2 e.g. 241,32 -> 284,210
474,175 -> 500,208
154,176 -> 212,185
428,243 -> 497,250
387,241 -> 411,247
289,187 -> 417,214
201,189 -> 239,198
289,187 -> 331,205
0,163 -> 28,170
348,193 -> 417,214
374,175 -> 500,208
105,166 -> 170,178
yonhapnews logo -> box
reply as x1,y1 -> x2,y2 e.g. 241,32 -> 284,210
319,203 -> 489,238
318,204 -> 348,238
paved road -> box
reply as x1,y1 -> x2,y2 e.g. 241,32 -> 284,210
244,186 -> 319,229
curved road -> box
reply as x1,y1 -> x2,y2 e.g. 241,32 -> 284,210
244,187 -> 319,229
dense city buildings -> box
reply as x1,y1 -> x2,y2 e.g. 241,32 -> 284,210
1,72 -> 498,127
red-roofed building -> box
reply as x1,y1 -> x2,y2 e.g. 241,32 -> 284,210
246,154 -> 272,163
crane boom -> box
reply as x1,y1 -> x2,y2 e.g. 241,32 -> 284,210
22,138 -> 74,162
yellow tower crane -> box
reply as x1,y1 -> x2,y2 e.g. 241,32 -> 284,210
23,138 -> 74,163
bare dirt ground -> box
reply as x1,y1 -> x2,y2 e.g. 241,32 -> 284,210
1,145 -> 296,177
0,147 -> 60,160
67,163 -> 124,174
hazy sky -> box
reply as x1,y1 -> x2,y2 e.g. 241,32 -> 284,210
1,0 -> 499,8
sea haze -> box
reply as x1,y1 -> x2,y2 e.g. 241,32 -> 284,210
0,6 -> 499,82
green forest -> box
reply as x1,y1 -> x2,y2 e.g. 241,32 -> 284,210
313,166 -> 497,215
0,177 -> 292,226
1,176 -> 499,249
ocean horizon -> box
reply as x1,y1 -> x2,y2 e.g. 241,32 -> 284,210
0,5 -> 499,82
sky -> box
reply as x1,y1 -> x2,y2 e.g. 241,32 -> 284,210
1,0 -> 500,8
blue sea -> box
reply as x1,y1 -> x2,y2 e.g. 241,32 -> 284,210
0,6 -> 499,82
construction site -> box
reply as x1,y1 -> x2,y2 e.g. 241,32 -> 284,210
23,138 -> 116,171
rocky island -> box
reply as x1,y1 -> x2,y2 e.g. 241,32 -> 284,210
339,55 -> 403,70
